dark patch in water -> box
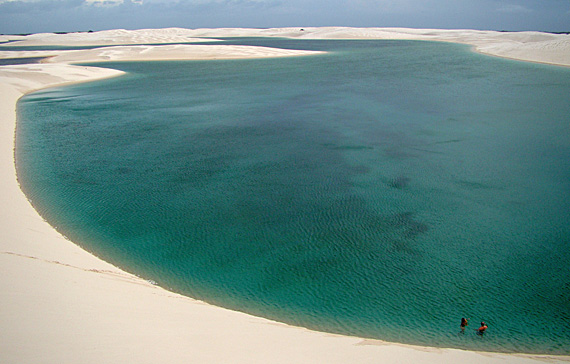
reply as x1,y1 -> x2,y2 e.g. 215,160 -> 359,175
432,138 -> 464,145
322,143 -> 374,151
390,211 -> 429,240
389,176 -> 410,189
391,239 -> 417,254
456,180 -> 494,190
115,167 -> 132,175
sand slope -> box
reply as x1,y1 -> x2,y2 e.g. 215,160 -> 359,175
1,28 -> 569,364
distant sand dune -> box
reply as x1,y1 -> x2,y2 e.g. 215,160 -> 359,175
2,27 -> 569,66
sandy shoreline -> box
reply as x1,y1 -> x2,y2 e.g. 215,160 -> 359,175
1,28 -> 569,363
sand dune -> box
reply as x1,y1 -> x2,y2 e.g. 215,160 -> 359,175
44,44 -> 323,63
3,27 -> 569,66
0,28 -> 215,46
1,28 -> 569,364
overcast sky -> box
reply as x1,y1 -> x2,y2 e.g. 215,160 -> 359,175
1,0 -> 568,35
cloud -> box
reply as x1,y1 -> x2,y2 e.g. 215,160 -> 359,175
496,3 -> 532,13
0,0 -> 84,13
350,0 -> 427,13
85,0 -> 144,6
85,0 -> 125,5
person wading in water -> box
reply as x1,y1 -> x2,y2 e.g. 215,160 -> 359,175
460,317 -> 469,334
476,321 -> 488,335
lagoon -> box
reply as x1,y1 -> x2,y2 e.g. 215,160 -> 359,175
16,39 -> 570,353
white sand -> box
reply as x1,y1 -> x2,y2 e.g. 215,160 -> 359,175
1,28 -> 569,364
0,28 -> 217,46
3,27 -> 568,66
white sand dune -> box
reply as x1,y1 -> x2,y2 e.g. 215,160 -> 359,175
3,27 -> 569,67
1,28 -> 569,364
0,27 -> 216,46
0,43 -> 323,64
45,44 -> 323,63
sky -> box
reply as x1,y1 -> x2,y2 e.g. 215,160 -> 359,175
0,0 -> 568,35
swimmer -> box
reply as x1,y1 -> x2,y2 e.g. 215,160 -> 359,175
460,317 -> 469,333
476,321 -> 488,335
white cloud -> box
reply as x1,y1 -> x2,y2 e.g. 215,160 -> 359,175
496,3 -> 532,13
85,0 -> 123,5
85,0 -> 144,5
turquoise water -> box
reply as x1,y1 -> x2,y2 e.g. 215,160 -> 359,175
16,40 -> 570,354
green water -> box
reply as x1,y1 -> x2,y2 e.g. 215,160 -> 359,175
16,39 -> 570,353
